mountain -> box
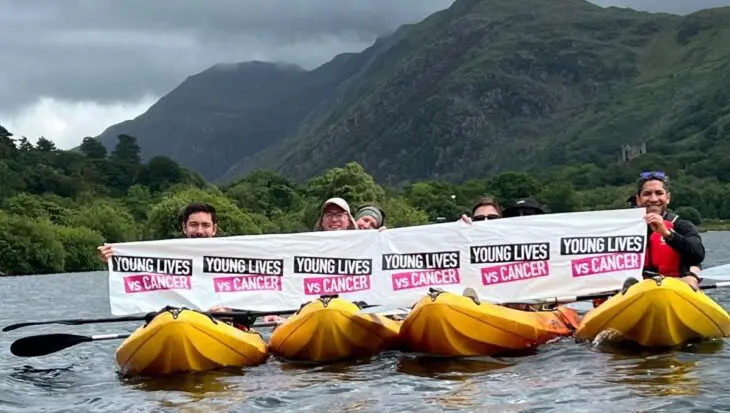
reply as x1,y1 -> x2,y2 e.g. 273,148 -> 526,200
97,0 -> 730,186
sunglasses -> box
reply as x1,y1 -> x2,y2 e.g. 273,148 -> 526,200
639,171 -> 666,180
473,214 -> 501,221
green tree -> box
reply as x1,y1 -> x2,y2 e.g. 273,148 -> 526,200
305,162 -> 386,206
381,196 -> 429,227
110,134 -> 141,164
67,200 -> 139,243
404,181 -> 461,221
226,169 -> 302,217
0,160 -> 25,199
123,184 -> 154,222
487,172 -> 541,202
139,155 -> 183,192
80,137 -> 108,159
538,181 -> 580,213
3,193 -> 72,225
55,225 -> 106,272
0,212 -> 65,275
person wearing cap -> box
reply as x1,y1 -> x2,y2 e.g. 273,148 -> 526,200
593,171 -> 705,307
460,196 -> 502,224
354,204 -> 387,230
502,198 -> 545,218
313,197 -> 359,231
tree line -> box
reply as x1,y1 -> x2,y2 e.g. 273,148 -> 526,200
0,125 -> 726,276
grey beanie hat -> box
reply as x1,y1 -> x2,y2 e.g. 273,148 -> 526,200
355,205 -> 385,227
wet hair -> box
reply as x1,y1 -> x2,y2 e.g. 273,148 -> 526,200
637,171 -> 670,194
471,196 -> 502,217
179,202 -> 217,226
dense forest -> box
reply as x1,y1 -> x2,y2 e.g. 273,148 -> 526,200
1,125 -> 728,276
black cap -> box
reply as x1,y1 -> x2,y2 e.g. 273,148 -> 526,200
503,198 -> 545,217
626,195 -> 637,207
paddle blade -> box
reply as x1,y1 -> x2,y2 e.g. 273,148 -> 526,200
11,333 -> 92,357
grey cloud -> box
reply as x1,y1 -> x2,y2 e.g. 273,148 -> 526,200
0,0 -> 728,115
0,0 -> 455,113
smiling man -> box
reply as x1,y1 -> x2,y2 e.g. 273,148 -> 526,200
636,171 -> 705,289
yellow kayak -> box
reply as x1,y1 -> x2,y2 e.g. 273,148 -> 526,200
268,296 -> 402,362
115,308 -> 269,377
399,290 -> 581,357
575,277 -> 730,347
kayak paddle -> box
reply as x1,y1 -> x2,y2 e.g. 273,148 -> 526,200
11,333 -> 130,357
9,321 -> 282,357
2,309 -> 299,332
500,280 -> 730,307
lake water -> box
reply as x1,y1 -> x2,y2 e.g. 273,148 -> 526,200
2,232 -> 730,412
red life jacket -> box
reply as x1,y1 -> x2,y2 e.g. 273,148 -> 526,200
644,215 -> 682,277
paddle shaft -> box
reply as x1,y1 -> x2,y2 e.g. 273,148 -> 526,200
2,309 -> 298,332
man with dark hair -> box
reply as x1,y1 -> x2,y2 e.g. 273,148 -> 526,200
460,196 -> 502,224
179,202 -> 218,238
97,201 -> 218,262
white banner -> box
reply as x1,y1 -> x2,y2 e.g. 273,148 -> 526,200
107,208 -> 648,315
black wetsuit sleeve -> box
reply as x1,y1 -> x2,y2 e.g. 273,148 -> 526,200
666,219 -> 705,266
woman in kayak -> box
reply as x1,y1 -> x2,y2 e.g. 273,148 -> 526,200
593,171 -> 706,307
354,203 -> 387,230
637,171 -> 705,286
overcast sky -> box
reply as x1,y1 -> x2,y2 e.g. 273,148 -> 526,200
1,0 -> 728,149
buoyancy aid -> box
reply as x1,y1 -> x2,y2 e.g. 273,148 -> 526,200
644,214 -> 682,277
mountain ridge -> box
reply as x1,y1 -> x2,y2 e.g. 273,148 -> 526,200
95,0 -> 730,186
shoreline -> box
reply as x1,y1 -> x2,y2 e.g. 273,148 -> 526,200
698,220 -> 730,233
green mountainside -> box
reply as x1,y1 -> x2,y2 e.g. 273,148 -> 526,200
95,0 -> 730,187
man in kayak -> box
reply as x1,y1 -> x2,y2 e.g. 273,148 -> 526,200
502,198 -> 545,217
460,196 -> 502,224
97,201 -> 219,262
593,171 -> 705,307
97,202 -> 283,326
313,197 -> 359,231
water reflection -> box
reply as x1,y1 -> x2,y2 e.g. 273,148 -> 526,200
596,339 -> 725,397
396,353 -> 511,380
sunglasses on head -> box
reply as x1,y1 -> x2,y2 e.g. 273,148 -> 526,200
639,171 -> 666,180
473,214 -> 501,221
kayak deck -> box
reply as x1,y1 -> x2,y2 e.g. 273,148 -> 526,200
576,277 -> 730,347
268,296 -> 402,362
399,289 -> 580,357
115,308 -> 268,377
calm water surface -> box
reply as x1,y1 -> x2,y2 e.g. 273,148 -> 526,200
2,232 -> 730,412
